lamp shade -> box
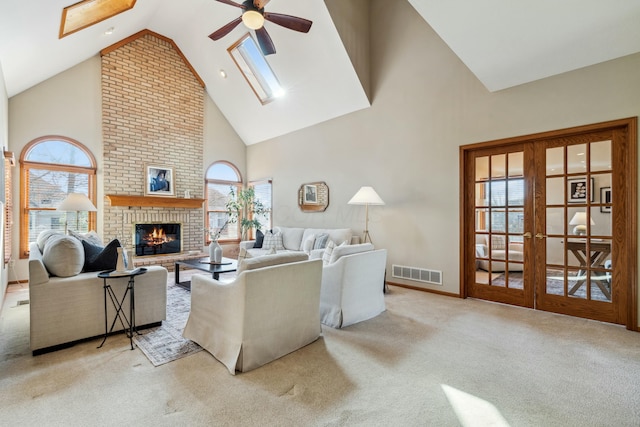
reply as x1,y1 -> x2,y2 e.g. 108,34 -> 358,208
569,211 -> 594,235
569,212 -> 594,226
348,186 -> 385,205
58,193 -> 97,212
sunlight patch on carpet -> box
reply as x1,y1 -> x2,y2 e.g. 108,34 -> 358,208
441,384 -> 511,427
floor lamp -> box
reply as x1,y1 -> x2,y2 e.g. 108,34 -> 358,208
348,186 -> 385,244
58,193 -> 97,233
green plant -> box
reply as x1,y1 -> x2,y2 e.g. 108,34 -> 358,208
226,187 -> 267,240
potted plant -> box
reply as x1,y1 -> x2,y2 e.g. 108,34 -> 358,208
226,187 -> 267,241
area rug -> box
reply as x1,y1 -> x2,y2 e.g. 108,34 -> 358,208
490,270 -> 609,301
133,281 -> 202,366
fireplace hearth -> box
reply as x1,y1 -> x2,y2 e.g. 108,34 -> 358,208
134,223 -> 182,256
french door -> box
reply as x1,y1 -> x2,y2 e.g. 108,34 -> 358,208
461,118 -> 637,328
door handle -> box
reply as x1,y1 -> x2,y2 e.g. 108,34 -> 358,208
536,233 -> 546,239
523,232 -> 532,239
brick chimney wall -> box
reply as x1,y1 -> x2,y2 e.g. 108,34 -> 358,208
101,33 -> 205,259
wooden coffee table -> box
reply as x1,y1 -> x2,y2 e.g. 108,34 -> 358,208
175,257 -> 237,290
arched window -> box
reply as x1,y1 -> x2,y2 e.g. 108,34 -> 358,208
20,136 -> 97,258
205,162 -> 242,242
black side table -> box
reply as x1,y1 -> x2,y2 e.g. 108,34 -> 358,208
97,267 -> 147,350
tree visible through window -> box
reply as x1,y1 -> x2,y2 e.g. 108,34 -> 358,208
205,162 -> 242,242
205,162 -> 272,243
20,136 -> 97,258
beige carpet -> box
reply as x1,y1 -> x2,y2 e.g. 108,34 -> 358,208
1,275 -> 640,426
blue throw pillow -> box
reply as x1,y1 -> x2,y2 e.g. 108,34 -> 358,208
82,239 -> 122,272
313,233 -> 329,250
253,230 -> 265,248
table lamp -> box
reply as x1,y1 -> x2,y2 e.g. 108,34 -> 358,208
58,193 -> 97,233
348,186 -> 385,244
569,211 -> 594,235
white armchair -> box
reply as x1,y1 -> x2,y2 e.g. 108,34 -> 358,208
475,234 -> 524,272
314,243 -> 387,328
183,253 -> 323,374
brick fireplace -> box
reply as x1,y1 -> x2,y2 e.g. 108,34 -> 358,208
100,30 -> 206,264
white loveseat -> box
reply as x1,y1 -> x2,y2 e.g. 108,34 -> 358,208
239,226 -> 354,258
28,236 -> 168,354
311,243 -> 387,328
183,252 -> 322,374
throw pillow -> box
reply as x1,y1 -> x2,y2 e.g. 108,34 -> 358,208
36,230 -> 64,253
69,229 -> 103,247
253,230 -> 265,248
491,235 -> 506,250
267,247 -> 277,255
238,247 -> 253,261
322,240 -> 336,265
262,231 -> 285,250
302,234 -> 316,254
314,233 -> 329,250
82,239 -> 122,272
42,235 -> 84,277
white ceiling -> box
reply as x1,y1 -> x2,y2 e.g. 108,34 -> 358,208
1,0 -> 639,145
407,0 -> 640,92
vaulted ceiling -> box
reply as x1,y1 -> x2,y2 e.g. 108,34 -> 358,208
1,0 -> 639,145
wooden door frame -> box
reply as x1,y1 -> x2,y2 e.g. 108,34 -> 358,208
460,117 -> 637,331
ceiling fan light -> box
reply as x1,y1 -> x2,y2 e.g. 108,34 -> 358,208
242,10 -> 264,30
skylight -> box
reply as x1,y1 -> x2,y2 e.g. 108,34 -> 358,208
60,0 -> 136,38
228,33 -> 284,105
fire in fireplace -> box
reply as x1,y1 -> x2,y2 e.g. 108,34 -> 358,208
134,223 -> 182,256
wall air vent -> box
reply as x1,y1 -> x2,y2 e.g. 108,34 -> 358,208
392,264 -> 442,285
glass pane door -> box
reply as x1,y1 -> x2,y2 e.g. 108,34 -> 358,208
471,146 -> 531,307
536,134 -> 618,322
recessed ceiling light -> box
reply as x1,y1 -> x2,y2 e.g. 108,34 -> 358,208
219,69 -> 227,78
104,27 -> 114,35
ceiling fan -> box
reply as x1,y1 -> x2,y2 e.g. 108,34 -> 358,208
209,0 -> 313,55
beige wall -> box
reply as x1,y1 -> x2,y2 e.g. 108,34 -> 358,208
247,0 -> 640,307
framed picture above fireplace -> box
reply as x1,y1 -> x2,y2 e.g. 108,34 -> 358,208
145,164 -> 175,197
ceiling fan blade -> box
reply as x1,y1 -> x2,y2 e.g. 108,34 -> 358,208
209,17 -> 243,41
263,12 -> 312,33
215,0 -> 247,9
255,27 -> 276,55
253,0 -> 270,9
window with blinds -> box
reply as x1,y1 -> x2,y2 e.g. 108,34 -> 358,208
4,151 -> 14,263
250,179 -> 272,235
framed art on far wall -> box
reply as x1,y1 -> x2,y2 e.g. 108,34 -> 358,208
298,182 -> 329,212
567,177 -> 594,203
600,187 -> 611,213
303,184 -> 318,204
144,164 -> 175,197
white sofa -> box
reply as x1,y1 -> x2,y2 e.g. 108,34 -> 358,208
29,239 -> 168,354
310,243 -> 387,328
239,226 -> 355,258
183,252 -> 322,375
